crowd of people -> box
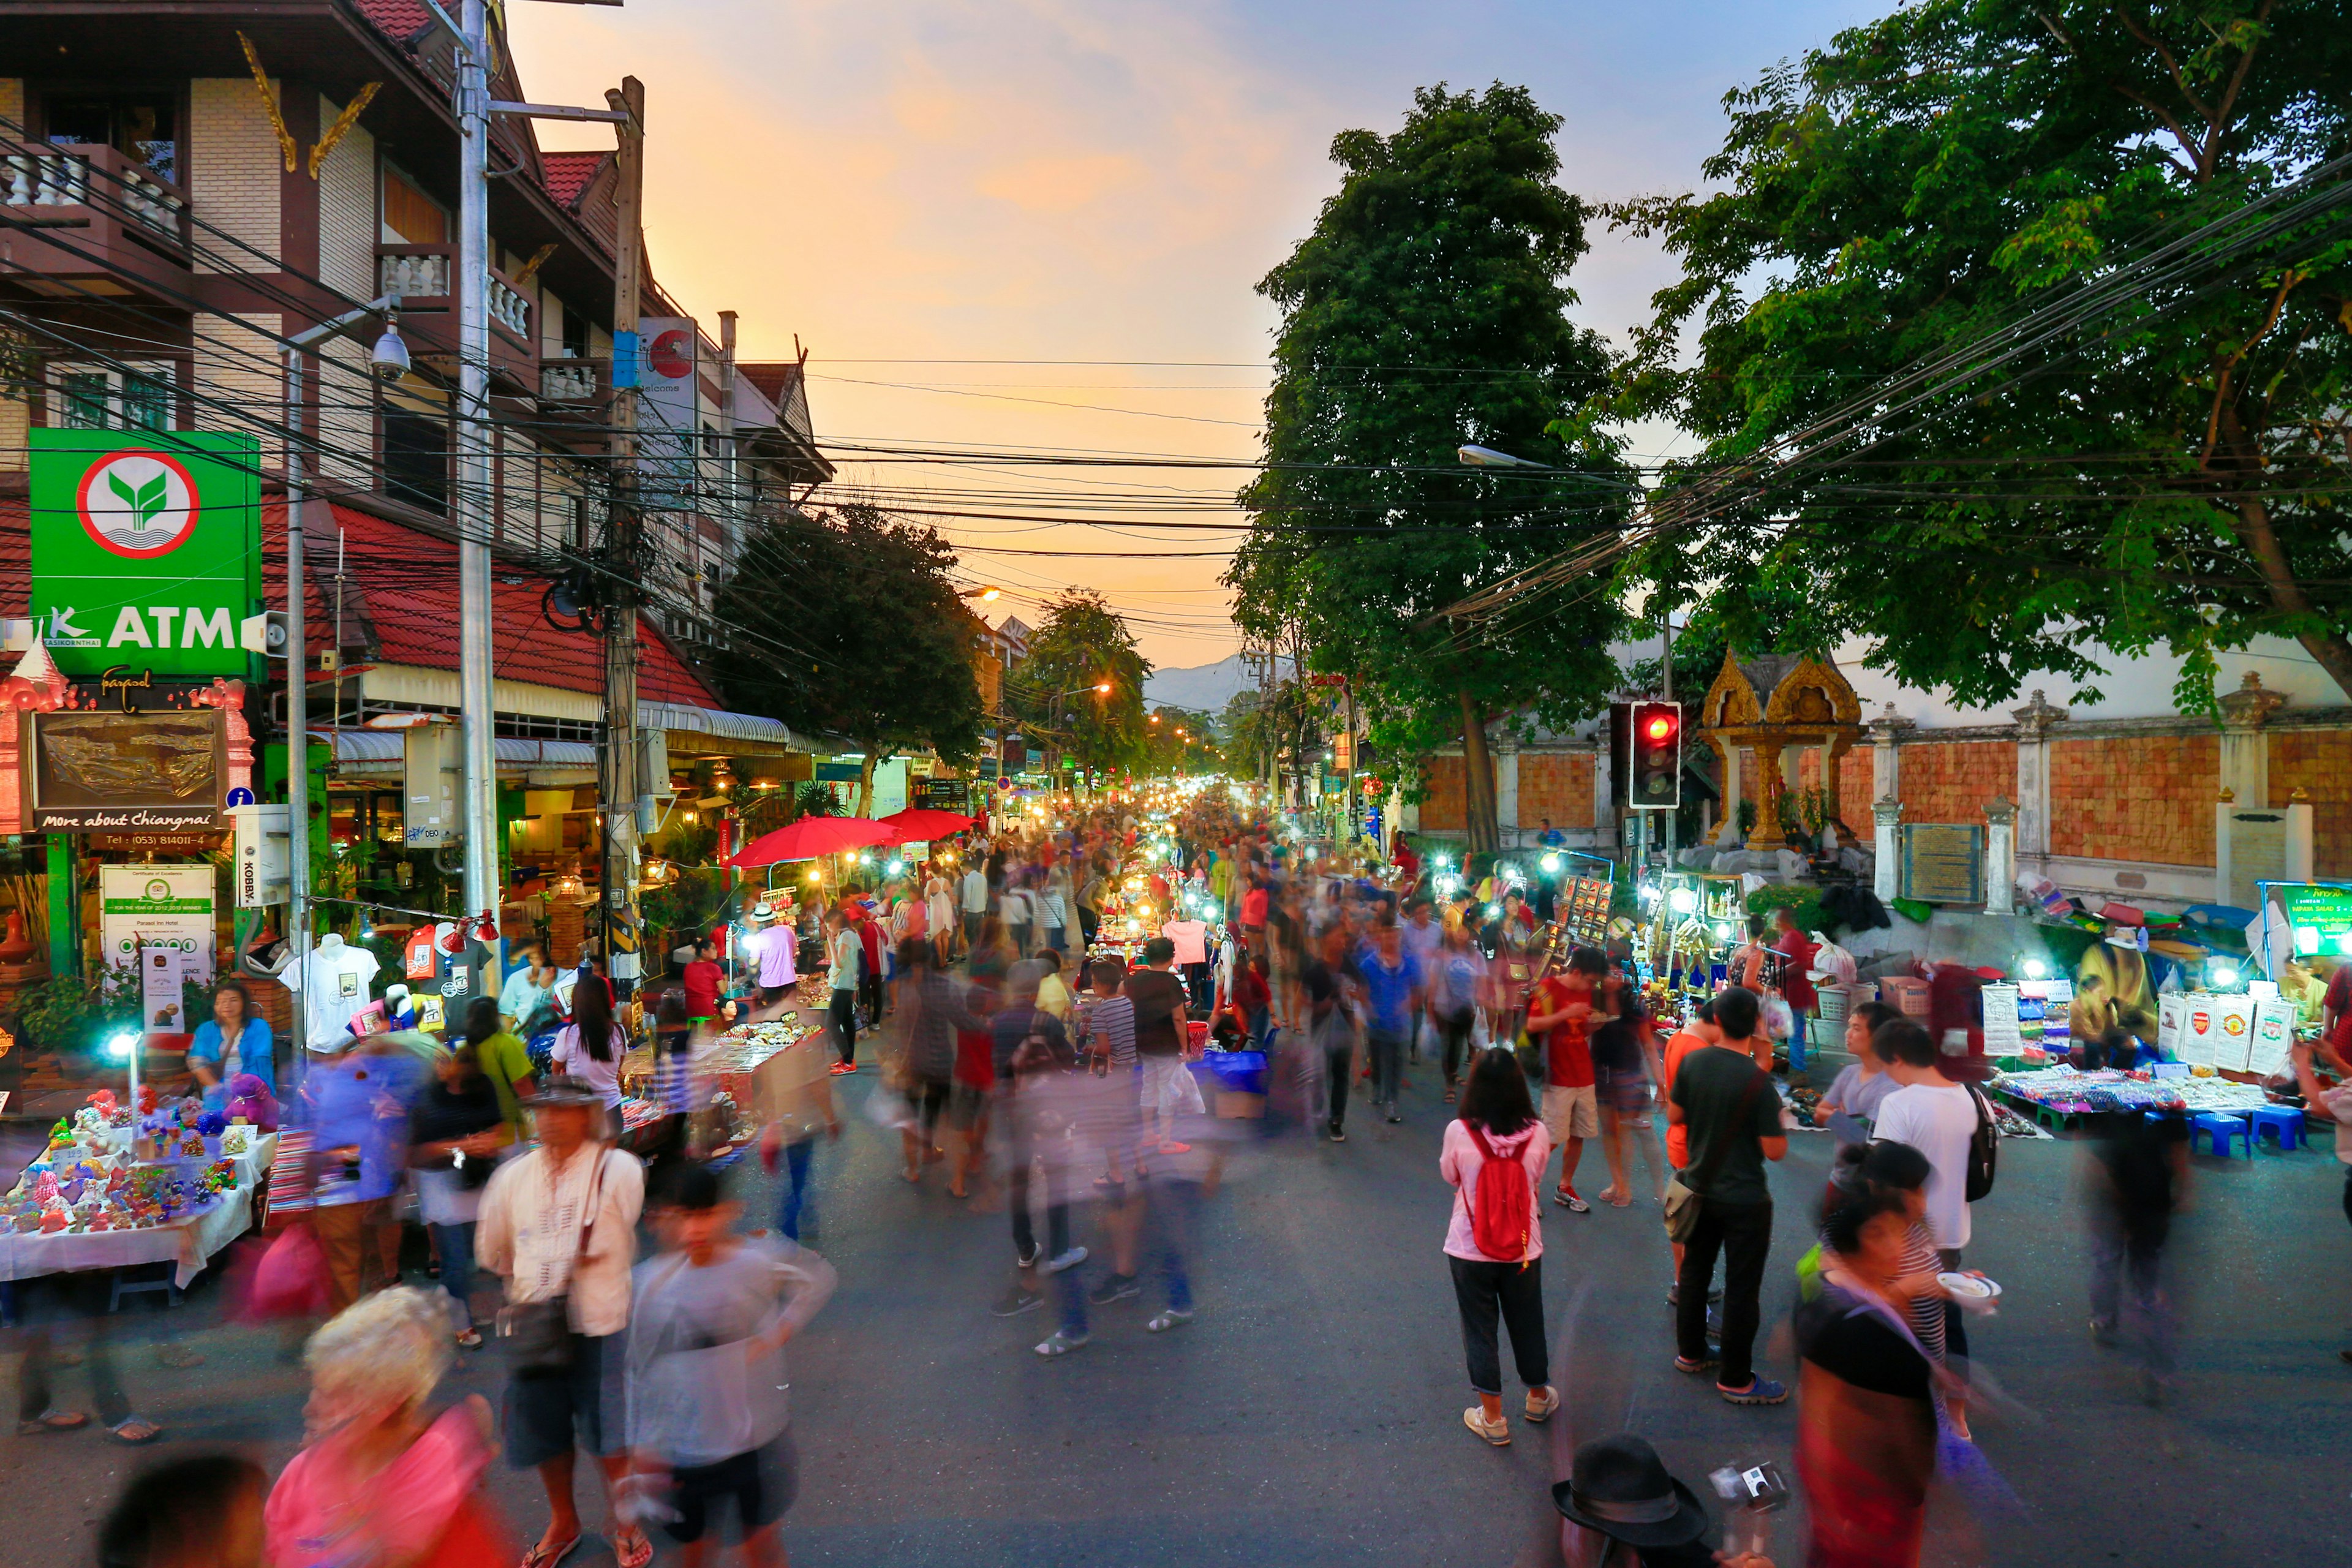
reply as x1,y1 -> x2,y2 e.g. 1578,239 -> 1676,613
38,782 -> 2283,1568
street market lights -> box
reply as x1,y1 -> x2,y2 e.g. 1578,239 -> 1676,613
1457,443 -> 1556,470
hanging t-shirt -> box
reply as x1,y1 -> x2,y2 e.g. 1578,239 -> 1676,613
1161,919 -> 1209,967
282,940 -> 382,1049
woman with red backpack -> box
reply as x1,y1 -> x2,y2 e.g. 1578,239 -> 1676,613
1440,1047 -> 1559,1447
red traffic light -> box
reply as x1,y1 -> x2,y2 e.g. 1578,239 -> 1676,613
1645,714 -> 1675,741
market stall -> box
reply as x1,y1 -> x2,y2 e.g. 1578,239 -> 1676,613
0,1090 -> 275,1286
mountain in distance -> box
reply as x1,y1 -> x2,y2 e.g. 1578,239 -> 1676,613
1142,652 -> 1290,715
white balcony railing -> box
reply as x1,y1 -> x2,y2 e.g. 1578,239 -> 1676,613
4,149 -> 89,207
380,251 -> 450,296
489,273 -> 530,337
540,361 -> 601,401
2,147 -> 185,242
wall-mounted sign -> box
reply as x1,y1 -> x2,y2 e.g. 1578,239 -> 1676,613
99,864 -> 216,984
29,430 -> 263,679
2277,883 -> 2352,957
1898,823 -> 1985,905
27,707 -> 225,832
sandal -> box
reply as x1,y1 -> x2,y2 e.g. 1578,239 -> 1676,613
154,1343 -> 206,1369
613,1526 -> 654,1568
106,1416 -> 163,1445
519,1535 -> 583,1568
17,1409 -> 87,1435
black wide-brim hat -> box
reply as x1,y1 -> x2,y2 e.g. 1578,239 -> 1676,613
1551,1434 -> 1713,1550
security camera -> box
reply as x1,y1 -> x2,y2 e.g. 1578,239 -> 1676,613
370,322 -> 412,383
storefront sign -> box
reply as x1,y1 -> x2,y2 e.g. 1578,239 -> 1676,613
913,778 -> 968,814
99,864 -> 215,984
90,831 -> 226,854
26,708 -> 225,831
2277,883 -> 2352,957
1898,823 -> 1985,905
28,430 -> 263,679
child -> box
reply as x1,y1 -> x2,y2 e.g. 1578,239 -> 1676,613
628,1167 -> 837,1568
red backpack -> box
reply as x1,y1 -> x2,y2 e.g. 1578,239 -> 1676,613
1465,1125 -> 1533,1264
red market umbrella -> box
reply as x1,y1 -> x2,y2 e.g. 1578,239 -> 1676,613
730,815 -> 900,867
877,807 -> 976,842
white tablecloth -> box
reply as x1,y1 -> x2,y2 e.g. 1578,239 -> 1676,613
0,1132 -> 277,1286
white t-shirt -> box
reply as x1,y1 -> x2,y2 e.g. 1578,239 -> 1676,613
551,1023 -> 627,1108
282,940 -> 382,1049
962,869 -> 989,914
1873,1079 -> 1980,1250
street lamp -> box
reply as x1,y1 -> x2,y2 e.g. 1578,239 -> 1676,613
1457,443 -> 1555,470
960,586 -> 1002,602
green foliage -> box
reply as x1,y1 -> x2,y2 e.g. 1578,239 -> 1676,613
1608,0 -> 2352,706
1010,591 -> 1151,775
793,782 -> 838,819
710,502 -> 986,777
1744,883 -> 1825,937
16,965 -> 143,1055
1230,82 -> 1637,838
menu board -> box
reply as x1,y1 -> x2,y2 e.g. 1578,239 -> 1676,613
1562,877 -> 1612,948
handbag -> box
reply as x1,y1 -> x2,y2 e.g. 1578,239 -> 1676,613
496,1148 -> 610,1374
1662,1064 -> 1768,1244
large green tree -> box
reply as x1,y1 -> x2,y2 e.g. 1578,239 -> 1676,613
710,503 -> 984,815
1231,83 -> 1634,851
1608,0 -> 2352,708
1009,592 -> 1151,780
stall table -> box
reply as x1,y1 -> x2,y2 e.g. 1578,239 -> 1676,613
0,1129 -> 277,1287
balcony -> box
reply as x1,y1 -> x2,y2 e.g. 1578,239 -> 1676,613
376,243 -> 537,388
537,356 -> 613,423
0,141 -> 192,295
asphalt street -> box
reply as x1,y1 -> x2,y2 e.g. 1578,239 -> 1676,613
4,1049 -> 2348,1567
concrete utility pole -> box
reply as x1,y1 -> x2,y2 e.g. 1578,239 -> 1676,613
455,0 -> 499,988
600,77 -> 647,987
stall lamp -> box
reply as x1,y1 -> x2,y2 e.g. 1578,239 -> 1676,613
1485,903 -> 1501,919
805,869 -> 821,884
105,1030 -> 138,1063
887,860 -> 905,876
2022,957 -> 2048,979
1540,853 -> 1562,873
2210,963 -> 2240,989
1713,921 -> 1735,940
1638,881 -> 1660,905
1668,886 -> 1699,915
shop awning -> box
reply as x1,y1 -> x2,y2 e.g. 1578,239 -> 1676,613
641,701 -> 797,749
314,729 -> 601,785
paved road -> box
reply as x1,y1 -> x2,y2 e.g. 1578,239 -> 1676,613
4,1054 -> 2347,1566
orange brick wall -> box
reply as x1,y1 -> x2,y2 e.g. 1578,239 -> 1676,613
1895,740 -> 2017,827
2049,734 -> 2217,865
1419,756 -> 1468,832
1837,749 -> 1876,830
2270,728 -> 2352,878
1518,752 -> 1595,830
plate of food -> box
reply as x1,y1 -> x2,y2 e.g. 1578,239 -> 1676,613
1937,1272 -> 2002,1313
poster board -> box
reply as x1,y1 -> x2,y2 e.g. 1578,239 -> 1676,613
99,864 -> 215,984
1980,984 -> 2022,1054
1898,824 -> 1985,905
2248,998 -> 2296,1079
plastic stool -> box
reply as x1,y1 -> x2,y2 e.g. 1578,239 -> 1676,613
108,1268 -> 179,1314
2192,1112 -> 2252,1158
2247,1104 -> 2304,1152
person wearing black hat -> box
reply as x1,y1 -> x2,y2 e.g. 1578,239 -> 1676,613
1555,1434 -> 1777,1568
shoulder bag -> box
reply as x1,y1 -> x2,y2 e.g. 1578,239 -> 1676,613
496,1148 -> 611,1374
1662,1063 -> 1768,1244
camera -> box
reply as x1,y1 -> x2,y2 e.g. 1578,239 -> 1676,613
1709,1461 -> 1790,1557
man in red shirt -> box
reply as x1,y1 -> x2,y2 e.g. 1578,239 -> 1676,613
1771,908 -> 1819,1079
1528,947 -> 1608,1212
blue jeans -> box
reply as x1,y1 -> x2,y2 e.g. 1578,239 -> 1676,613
1787,1009 -> 1807,1074
431,1221 -> 477,1330
1149,1176 -> 1200,1314
777,1136 -> 815,1241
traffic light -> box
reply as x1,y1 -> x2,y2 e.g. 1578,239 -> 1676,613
1629,699 -> 1681,809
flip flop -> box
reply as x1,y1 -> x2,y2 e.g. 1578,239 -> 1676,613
613,1526 -> 654,1568
519,1536 -> 582,1568
17,1409 -> 87,1435
106,1416 -> 162,1445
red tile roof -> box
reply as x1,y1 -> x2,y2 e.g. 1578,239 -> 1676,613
539,151 -> 606,209
352,0 -> 435,43
0,496 -> 723,712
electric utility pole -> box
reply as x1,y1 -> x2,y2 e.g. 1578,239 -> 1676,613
455,0 -> 499,989
601,75 -> 647,988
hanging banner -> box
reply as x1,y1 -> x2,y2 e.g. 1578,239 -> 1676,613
635,317 -> 700,512
99,864 -> 216,984
27,707 -> 226,831
29,429 -> 263,679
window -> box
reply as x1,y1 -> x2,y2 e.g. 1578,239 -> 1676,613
382,167 -> 448,245
383,405 -> 449,514
560,303 -> 589,361
45,95 -> 178,184
46,364 -> 175,429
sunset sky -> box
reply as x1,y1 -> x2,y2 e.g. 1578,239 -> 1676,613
510,0 -> 1874,671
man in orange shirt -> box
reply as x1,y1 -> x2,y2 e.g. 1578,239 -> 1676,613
1528,948 -> 1608,1212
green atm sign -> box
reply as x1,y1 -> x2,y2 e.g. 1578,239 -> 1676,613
30,429 -> 263,678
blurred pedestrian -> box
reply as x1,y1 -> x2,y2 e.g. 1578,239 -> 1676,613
1442,1047 -> 1558,1446
475,1077 -> 650,1568
1793,1190 -> 1941,1568
628,1167 -> 835,1568
2084,1068 -> 2188,1401
461,995 -> 541,1148
1815,1001 -> 1904,1145
187,979 -> 273,1110
1430,924 -> 1482,1104
2291,1035 -> 2352,1361
1870,1017 -> 1989,1396
552,974 -> 630,1140
1591,956 -> 1659,1207
1355,916 -> 1424,1125
1528,947 -> 1605,1213
296,1033 -> 426,1314
265,1287 -> 510,1567
13,1268 -> 159,1444
98,1453 -> 268,1568
1668,987 -> 1789,1405
822,910 -> 861,1077
992,973 -> 1088,1336
1125,937 -> 1196,1155
409,1041 -> 508,1349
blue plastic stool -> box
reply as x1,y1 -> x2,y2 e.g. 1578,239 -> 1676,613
2247,1104 -> 2304,1152
2193,1112 -> 2252,1158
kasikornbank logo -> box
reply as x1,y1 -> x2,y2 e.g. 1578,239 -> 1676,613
76,450 -> 199,559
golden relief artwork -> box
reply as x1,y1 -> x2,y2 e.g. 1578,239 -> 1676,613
37,712 -> 219,804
